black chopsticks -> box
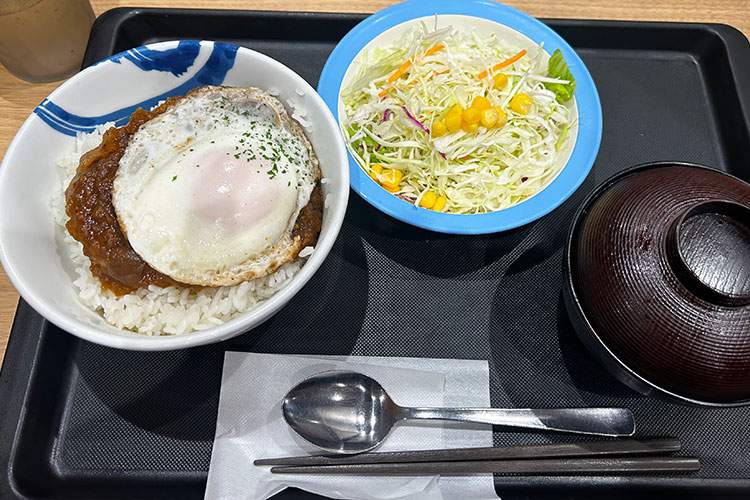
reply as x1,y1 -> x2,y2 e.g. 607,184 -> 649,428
255,438 -> 700,475
255,438 -> 680,466
269,456 -> 700,475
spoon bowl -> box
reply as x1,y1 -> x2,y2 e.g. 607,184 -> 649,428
282,371 -> 399,453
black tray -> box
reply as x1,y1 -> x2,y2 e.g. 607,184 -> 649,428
2,8 -> 750,500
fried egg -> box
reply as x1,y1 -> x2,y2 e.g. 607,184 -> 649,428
113,86 -> 319,287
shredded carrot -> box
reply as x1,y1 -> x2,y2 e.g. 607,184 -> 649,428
378,86 -> 394,98
386,60 -> 413,84
424,43 -> 445,57
382,43 -> 447,90
477,49 -> 527,79
378,76 -> 421,98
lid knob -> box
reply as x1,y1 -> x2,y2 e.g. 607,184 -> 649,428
666,200 -> 750,306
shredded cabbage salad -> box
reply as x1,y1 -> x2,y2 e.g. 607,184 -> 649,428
342,22 -> 577,214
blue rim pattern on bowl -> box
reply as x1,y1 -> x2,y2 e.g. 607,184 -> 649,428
34,40 -> 240,136
317,0 -> 602,234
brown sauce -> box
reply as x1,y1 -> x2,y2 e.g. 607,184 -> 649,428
293,184 -> 324,249
65,98 -> 184,295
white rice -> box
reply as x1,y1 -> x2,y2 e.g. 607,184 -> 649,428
53,124 -> 312,336
286,95 -> 313,131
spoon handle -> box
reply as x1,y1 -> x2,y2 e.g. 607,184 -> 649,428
399,407 -> 635,437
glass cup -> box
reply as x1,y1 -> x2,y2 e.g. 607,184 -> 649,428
0,0 -> 95,83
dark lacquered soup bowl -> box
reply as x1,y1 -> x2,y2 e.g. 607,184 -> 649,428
564,162 -> 750,406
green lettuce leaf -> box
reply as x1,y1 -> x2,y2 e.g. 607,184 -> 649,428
544,49 -> 576,103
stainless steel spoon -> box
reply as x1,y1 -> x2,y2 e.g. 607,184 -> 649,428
282,371 -> 636,454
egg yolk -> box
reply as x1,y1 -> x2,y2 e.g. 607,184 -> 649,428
189,149 -> 286,232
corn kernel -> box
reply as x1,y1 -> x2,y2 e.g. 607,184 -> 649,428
431,119 -> 447,138
381,168 -> 403,183
368,163 -> 383,181
432,196 -> 447,211
480,108 -> 499,128
462,107 -> 481,125
509,93 -> 533,114
492,73 -> 509,90
462,121 -> 479,133
471,96 -> 491,111
380,168 -> 403,192
492,106 -> 508,128
419,191 -> 437,209
445,110 -> 463,133
448,104 -> 463,115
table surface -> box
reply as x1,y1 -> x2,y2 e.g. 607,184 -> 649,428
0,0 -> 748,364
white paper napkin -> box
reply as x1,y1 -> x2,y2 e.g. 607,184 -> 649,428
205,352 -> 499,500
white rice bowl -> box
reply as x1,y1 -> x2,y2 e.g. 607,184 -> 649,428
53,124 -> 312,336
0,41 -> 349,350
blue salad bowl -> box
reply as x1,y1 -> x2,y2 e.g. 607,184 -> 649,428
318,0 -> 602,234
